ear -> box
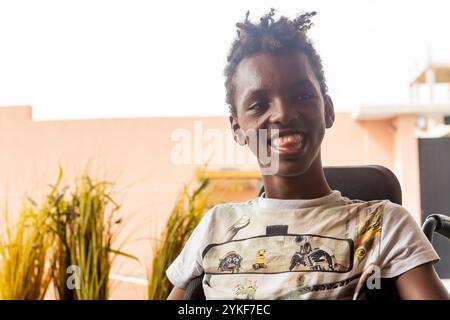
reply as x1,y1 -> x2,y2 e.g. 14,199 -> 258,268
324,95 -> 335,129
229,116 -> 246,146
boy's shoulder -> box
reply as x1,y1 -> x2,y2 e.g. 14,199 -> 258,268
198,199 -> 257,219
339,196 -> 418,231
206,198 -> 258,218
211,198 -> 258,210
339,195 -> 403,211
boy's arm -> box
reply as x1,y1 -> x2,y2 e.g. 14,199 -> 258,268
165,208 -> 216,300
167,287 -> 185,300
395,262 -> 450,300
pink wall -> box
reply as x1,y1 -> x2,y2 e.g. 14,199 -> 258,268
323,113 -> 421,221
393,115 -> 422,221
322,114 -> 395,170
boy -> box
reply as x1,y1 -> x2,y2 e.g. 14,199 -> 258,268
166,10 -> 449,300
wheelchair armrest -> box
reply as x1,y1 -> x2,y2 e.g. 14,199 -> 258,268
422,214 -> 450,242
184,274 -> 205,300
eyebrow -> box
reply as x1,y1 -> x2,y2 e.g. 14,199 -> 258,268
289,79 -> 316,89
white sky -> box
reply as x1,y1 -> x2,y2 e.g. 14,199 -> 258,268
0,0 -> 449,120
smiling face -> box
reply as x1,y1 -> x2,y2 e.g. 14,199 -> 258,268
230,51 -> 335,177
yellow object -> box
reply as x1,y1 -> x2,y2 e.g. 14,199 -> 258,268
410,64 -> 450,85
196,170 -> 261,180
255,249 -> 268,264
255,256 -> 265,264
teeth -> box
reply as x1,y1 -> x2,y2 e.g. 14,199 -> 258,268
272,134 -> 304,149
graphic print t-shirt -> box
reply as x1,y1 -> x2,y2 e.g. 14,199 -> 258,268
166,191 -> 439,300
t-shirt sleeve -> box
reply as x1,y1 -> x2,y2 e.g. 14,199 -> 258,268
165,208 -> 214,290
378,202 -> 440,278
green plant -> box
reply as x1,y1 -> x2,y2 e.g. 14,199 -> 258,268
0,198 -> 53,300
47,167 -> 135,300
147,178 -> 211,300
0,167 -> 136,300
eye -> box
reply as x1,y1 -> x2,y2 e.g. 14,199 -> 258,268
297,93 -> 315,101
233,257 -> 239,262
226,257 -> 232,262
248,101 -> 268,113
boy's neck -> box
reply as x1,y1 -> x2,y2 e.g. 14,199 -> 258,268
261,158 -> 332,200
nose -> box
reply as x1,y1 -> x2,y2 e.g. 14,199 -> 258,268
268,97 -> 299,125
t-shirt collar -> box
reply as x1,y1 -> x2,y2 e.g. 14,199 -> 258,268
258,190 -> 342,209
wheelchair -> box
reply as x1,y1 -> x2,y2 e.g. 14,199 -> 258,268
183,165 -> 450,300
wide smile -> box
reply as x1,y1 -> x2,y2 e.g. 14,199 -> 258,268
269,132 -> 306,156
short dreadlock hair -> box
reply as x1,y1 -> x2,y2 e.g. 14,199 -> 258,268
224,9 -> 328,117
